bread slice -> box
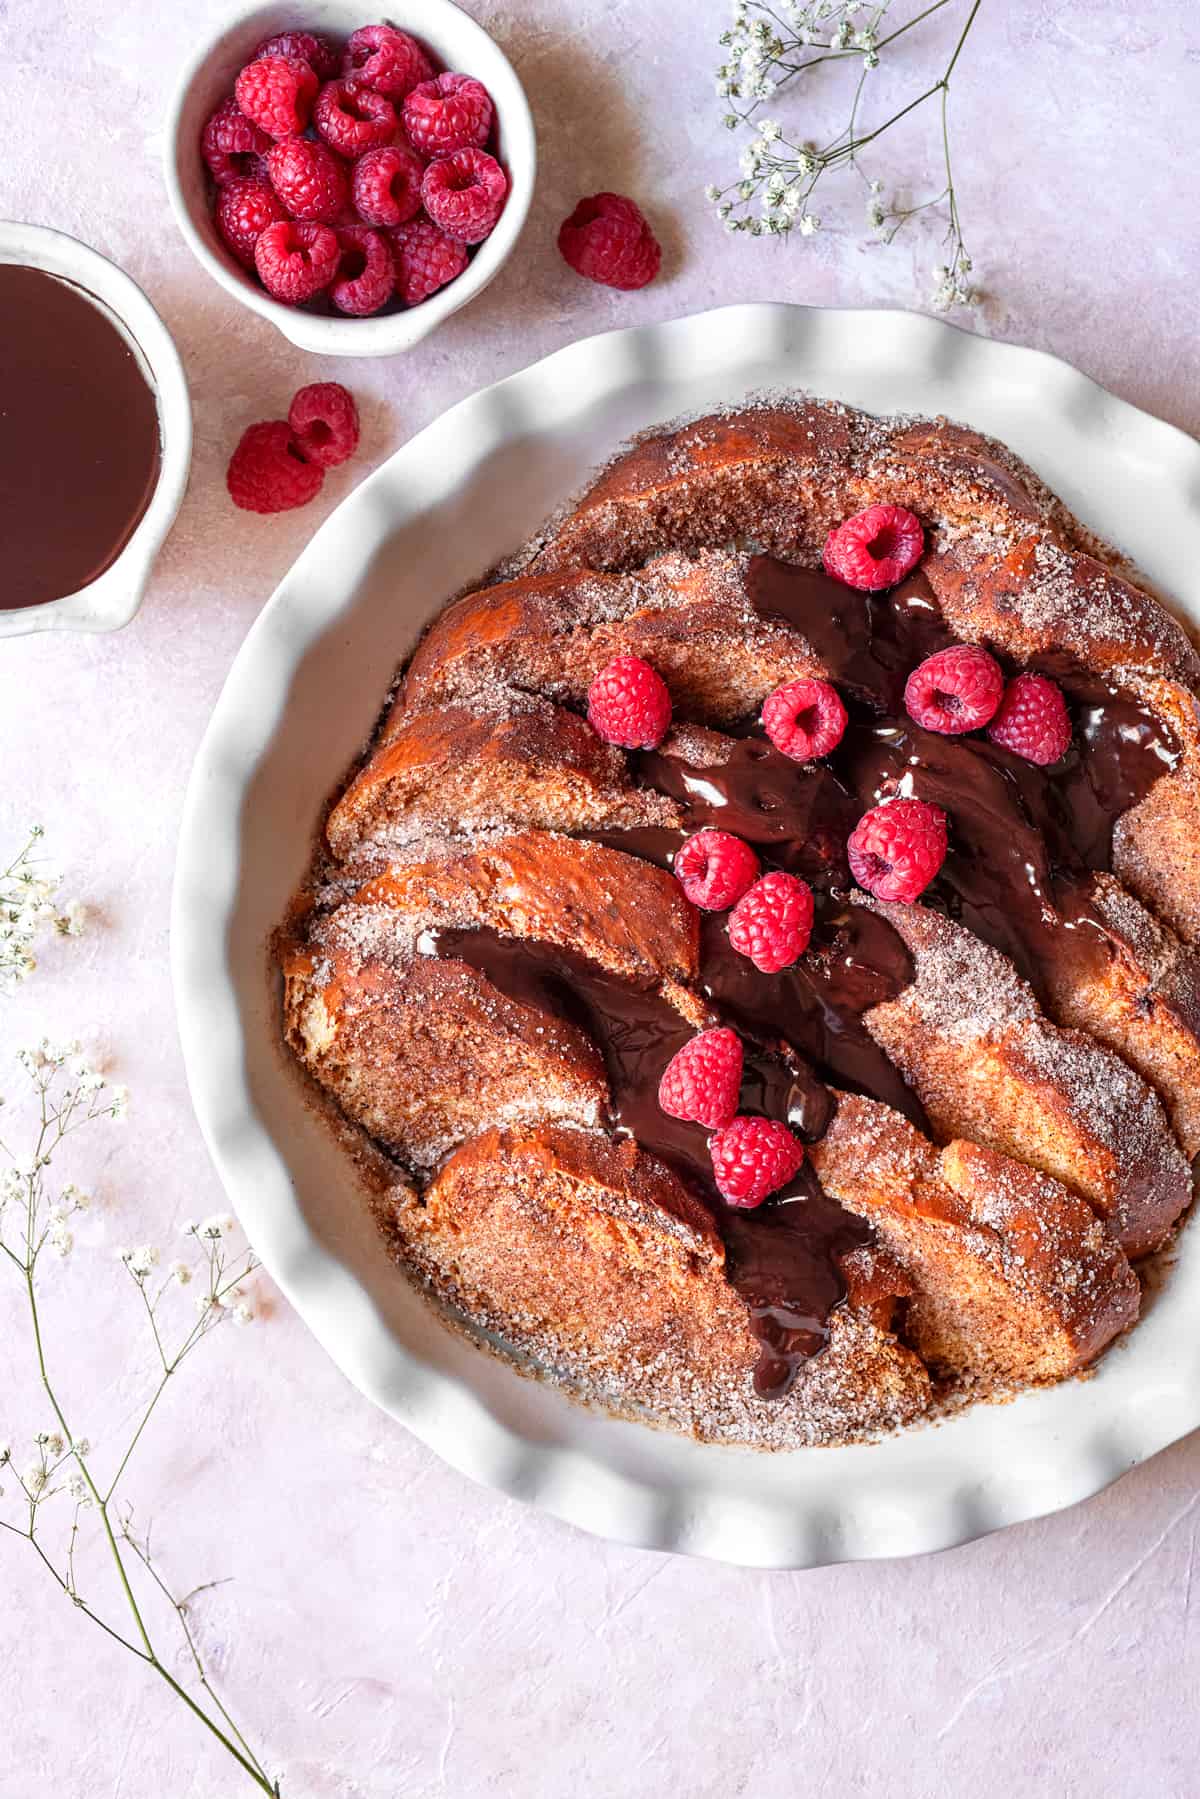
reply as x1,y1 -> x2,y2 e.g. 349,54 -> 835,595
281,922 -> 609,1172
860,899 -> 1191,1258
388,1122 -> 933,1448
327,692 -> 677,865
810,1094 -> 1139,1384
529,405 -> 1199,692
402,549 -> 826,726
1043,873 -> 1200,1158
282,833 -> 703,1169
349,830 -> 699,985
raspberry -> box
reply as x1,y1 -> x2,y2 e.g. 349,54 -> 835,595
266,137 -> 348,223
330,225 -> 394,316
658,1027 -> 744,1130
823,504 -> 925,591
288,382 -> 360,469
389,216 -> 469,304
847,798 -> 947,904
254,219 -> 339,303
226,421 -> 323,514
252,30 -> 339,81
727,871 -> 814,973
709,1116 -> 805,1208
761,677 -> 848,761
235,53 -> 318,140
674,831 -> 760,911
314,78 -> 398,157
201,97 -> 271,185
557,193 -> 661,290
904,644 -> 1004,735
215,176 -> 286,269
421,147 -> 508,244
343,24 -> 433,100
586,655 -> 672,750
988,672 -> 1073,766
402,72 -> 494,157
352,143 -> 425,227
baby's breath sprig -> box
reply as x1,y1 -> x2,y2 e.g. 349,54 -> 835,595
0,1035 -> 279,1791
708,0 -> 982,309
0,824 -> 85,991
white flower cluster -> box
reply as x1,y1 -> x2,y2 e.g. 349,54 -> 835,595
716,1 -> 877,104
931,245 -> 974,311
0,827 -> 85,991
706,0 -> 981,310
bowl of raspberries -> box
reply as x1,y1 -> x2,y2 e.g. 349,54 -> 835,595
166,4 -> 535,354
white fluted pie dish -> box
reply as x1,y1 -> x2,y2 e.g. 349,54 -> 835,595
172,304 -> 1200,1568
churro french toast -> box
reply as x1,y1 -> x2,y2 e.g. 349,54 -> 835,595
280,400 -> 1199,1447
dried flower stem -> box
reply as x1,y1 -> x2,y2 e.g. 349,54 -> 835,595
709,0 -> 983,308
0,1039 -> 279,1795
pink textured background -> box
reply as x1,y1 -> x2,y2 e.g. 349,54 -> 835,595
4,2 -> 1200,1793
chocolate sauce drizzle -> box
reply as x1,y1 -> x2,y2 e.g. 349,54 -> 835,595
418,556 -> 1180,1401
417,926 -> 870,1397
740,559 -> 1181,998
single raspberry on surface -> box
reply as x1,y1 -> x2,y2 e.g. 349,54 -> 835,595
288,382 -> 360,469
314,78 -> 398,157
674,830 -> 760,911
266,137 -> 349,223
728,871 -> 815,973
389,215 -> 469,304
235,53 -> 319,139
215,176 -> 287,268
254,219 -> 340,303
988,672 -> 1073,765
558,192 -> 661,290
709,1116 -> 805,1208
329,225 -> 394,315
823,504 -> 925,591
586,655 -> 672,750
227,420 -> 323,514
421,147 -> 508,244
252,29 -> 339,81
658,1027 -> 744,1131
848,798 -> 947,904
402,72 -> 494,157
201,97 -> 271,185
761,676 -> 848,761
343,23 -> 433,99
352,143 -> 426,227
904,644 -> 1004,735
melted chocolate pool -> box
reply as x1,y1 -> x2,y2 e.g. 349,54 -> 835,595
0,265 -> 162,610
413,555 -> 1180,1399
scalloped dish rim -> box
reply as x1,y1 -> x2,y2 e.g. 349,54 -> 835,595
171,304 -> 1200,1568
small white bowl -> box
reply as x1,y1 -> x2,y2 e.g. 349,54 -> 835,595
164,2 -> 537,357
0,222 -> 192,640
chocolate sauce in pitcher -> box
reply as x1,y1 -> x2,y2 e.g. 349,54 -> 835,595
0,265 -> 162,611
